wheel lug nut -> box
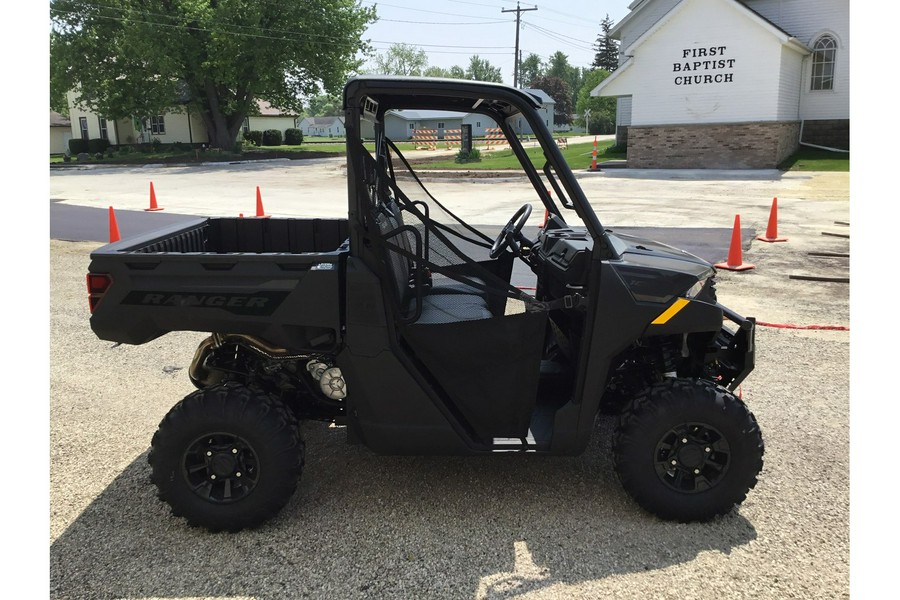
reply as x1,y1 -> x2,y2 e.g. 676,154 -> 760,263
232,448 -> 238,454
682,438 -> 688,443
671,460 -> 677,466
694,469 -> 700,475
206,451 -> 212,456
705,447 -> 711,453
210,474 -> 217,480
236,472 -> 242,477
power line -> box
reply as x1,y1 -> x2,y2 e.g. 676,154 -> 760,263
379,18 -> 510,25
523,21 -> 595,53
502,2 -> 538,88
360,0 -> 512,21
50,6 -> 513,51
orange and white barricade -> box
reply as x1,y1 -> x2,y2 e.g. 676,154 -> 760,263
411,129 -> 437,150
444,129 -> 461,149
483,128 -> 507,149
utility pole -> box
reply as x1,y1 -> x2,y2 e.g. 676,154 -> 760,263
502,2 -> 537,88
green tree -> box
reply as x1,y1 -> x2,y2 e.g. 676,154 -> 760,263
518,53 -> 544,89
49,33 -> 71,116
306,94 -> 342,117
529,75 -> 572,125
466,55 -> 503,83
371,43 -> 429,76
423,66 -> 451,78
575,69 -> 617,134
50,0 -> 375,150
448,65 -> 467,79
422,65 -> 467,79
592,14 -> 620,71
546,51 -> 582,107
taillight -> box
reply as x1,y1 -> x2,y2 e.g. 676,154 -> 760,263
87,273 -> 112,313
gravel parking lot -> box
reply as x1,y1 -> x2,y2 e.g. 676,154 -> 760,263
49,163 -> 850,599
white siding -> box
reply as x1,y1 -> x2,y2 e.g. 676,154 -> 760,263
630,0 -> 792,125
618,0 -> 681,53
777,45 -> 803,120
604,0 -> 847,127
153,111 -> 192,143
50,128 -> 72,154
462,113 -> 499,138
385,115 -> 413,140
746,0 -> 849,120
616,97 -> 633,127
744,0 -> 845,45
598,0 -> 811,126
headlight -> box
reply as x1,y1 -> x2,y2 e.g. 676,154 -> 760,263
684,280 -> 705,299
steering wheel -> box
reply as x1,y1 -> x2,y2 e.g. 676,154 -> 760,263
490,204 -> 532,259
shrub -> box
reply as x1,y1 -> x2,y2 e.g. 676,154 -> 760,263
454,147 -> 482,164
284,128 -> 304,145
173,141 -> 191,152
244,130 -> 263,146
233,141 -> 243,153
151,137 -> 162,151
262,129 -> 283,146
119,145 -> 132,155
68,138 -> 89,155
87,138 -> 111,154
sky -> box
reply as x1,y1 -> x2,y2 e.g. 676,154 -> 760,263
358,0 -> 634,83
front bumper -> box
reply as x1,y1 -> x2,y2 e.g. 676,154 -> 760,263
715,305 -> 756,391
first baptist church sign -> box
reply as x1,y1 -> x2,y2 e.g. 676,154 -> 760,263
673,46 -> 736,85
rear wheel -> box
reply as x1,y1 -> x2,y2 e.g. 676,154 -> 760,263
148,383 -> 304,531
613,378 -> 763,521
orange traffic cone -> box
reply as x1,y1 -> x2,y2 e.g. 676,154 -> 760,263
714,215 -> 755,271
254,186 -> 270,218
108,207 -> 121,243
589,136 -> 598,171
541,189 -> 551,227
145,181 -> 164,211
757,197 -> 787,242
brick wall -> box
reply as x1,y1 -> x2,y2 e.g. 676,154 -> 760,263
801,119 -> 849,151
626,121 -> 801,168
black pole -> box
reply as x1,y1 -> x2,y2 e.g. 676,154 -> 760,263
502,2 -> 537,88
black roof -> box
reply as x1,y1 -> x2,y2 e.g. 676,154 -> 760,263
343,76 -> 542,121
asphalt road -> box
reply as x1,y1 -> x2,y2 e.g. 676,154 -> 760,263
48,162 -> 852,599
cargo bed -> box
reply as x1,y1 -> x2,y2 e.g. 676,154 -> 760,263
88,217 -> 350,351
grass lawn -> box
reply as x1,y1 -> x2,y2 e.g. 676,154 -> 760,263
243,141 -> 418,155
778,148 -> 849,171
54,139 -> 843,173
413,140 -> 623,171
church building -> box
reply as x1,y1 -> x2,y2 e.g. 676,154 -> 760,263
591,0 -> 849,168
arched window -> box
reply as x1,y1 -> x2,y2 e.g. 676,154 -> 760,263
810,35 -> 837,91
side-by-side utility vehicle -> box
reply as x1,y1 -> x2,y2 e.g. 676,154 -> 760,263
87,77 -> 762,531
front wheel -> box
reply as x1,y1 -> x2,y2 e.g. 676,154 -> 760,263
613,378 -> 764,522
148,383 -> 305,531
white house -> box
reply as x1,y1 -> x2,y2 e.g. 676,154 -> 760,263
66,93 -> 301,147
360,88 -> 556,141
297,116 -> 346,138
50,111 -> 72,155
591,0 -> 849,168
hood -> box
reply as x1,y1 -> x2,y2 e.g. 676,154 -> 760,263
606,231 -> 715,304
